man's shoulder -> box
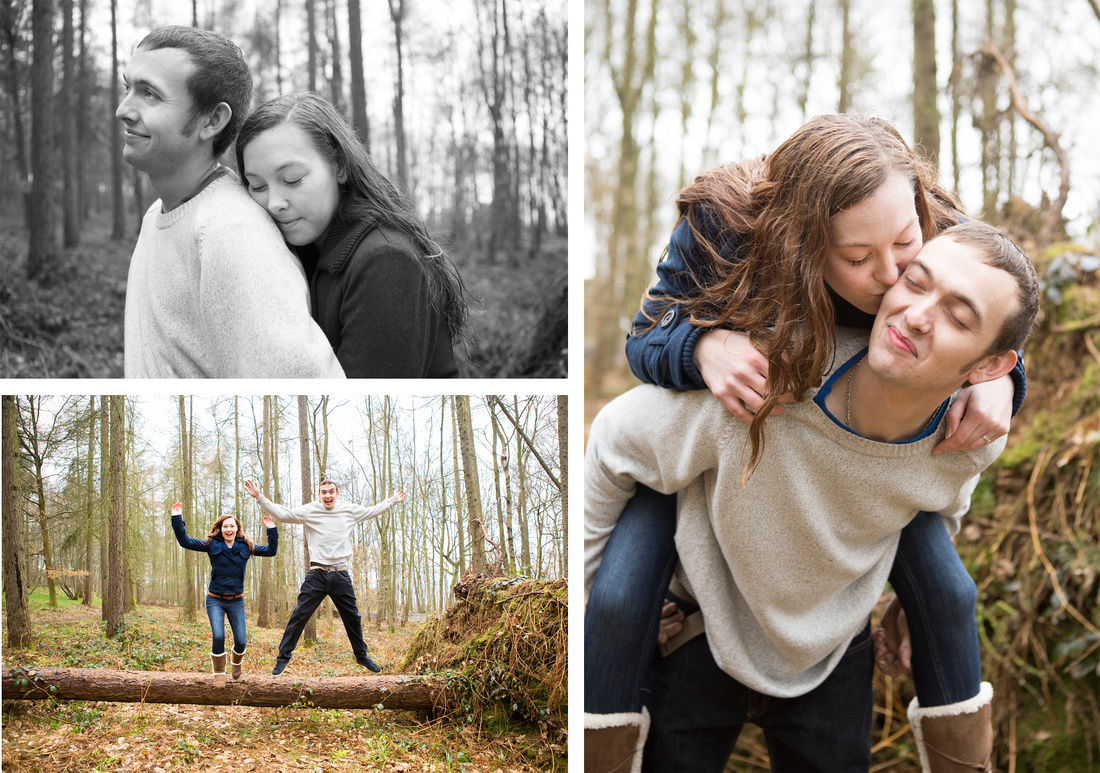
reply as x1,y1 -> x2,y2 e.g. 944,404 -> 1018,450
193,178 -> 277,228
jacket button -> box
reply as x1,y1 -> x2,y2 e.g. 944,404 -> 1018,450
660,307 -> 676,328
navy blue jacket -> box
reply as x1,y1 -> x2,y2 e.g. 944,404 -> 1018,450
171,515 -> 277,595
625,213 -> 1027,414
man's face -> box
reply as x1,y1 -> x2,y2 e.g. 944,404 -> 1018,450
868,235 -> 1019,395
115,47 -> 203,178
318,483 -> 339,510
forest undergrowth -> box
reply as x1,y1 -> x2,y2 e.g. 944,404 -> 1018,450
0,214 -> 567,379
1,593 -> 565,773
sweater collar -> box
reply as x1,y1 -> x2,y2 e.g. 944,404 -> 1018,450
312,209 -> 383,275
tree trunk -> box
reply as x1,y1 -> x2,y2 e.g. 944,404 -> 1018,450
838,0 -> 853,113
912,0 -> 939,167
83,396 -> 95,605
110,0 -> 124,239
257,396 -> 273,627
29,0 -> 58,279
455,397 -> 487,573
306,0 -> 317,93
514,399 -> 530,574
99,397 -> 108,617
3,396 -> 33,648
387,0 -> 408,188
105,395 -> 125,638
178,397 -> 196,621
298,395 -> 317,643
61,0 -> 78,246
557,395 -> 567,575
347,0 -> 369,149
1,2 -> 32,227
327,0 -> 344,113
450,398 -> 466,572
1,667 -> 446,710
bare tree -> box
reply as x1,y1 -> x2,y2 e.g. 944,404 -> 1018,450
298,395 -> 318,643
455,396 -> 487,572
110,0 -> 124,239
105,395 -> 125,639
912,0 -> 939,166
387,0 -> 409,188
28,0 -> 58,279
347,0 -> 370,149
178,396 -> 196,621
3,396 -> 33,648
60,0 -> 78,246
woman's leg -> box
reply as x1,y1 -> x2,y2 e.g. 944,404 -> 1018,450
584,484 -> 680,714
205,595 -> 227,655
224,598 -> 247,655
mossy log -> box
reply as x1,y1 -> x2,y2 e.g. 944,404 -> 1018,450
1,667 -> 447,710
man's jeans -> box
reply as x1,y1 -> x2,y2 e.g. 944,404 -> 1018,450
278,569 -> 370,661
642,625 -> 874,773
205,595 -> 247,655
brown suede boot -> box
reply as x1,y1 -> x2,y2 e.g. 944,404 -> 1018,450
583,710 -> 649,773
230,647 -> 246,680
211,652 -> 228,687
908,682 -> 994,772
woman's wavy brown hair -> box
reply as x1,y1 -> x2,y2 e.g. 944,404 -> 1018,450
642,114 -> 963,481
203,514 -> 256,554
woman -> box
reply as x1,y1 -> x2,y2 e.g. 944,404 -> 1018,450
235,93 -> 469,378
585,115 -> 1025,771
172,503 -> 277,685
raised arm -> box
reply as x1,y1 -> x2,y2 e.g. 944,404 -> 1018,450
170,501 -> 210,553
350,490 -> 406,524
242,478 -> 304,524
251,514 -> 279,557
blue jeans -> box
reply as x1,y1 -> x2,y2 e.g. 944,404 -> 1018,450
643,625 -> 874,773
584,491 -> 981,713
205,594 -> 247,655
278,569 -> 370,662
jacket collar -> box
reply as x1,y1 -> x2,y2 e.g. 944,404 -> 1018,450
209,536 -> 249,564
314,209 -> 383,276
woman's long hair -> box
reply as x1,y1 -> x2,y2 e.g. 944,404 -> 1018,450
236,93 -> 468,344
203,514 -> 256,554
641,115 -> 963,480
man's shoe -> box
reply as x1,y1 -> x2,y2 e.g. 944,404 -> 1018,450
271,658 -> 290,676
356,654 -> 382,673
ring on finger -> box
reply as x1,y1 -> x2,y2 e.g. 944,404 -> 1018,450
981,434 -> 991,445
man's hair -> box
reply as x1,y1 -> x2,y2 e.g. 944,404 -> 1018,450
137,26 -> 252,157
937,221 -> 1039,356
318,479 -> 340,493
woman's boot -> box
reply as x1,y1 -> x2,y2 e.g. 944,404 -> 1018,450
210,652 -> 228,687
583,709 -> 649,773
230,647 -> 246,680
908,681 -> 994,772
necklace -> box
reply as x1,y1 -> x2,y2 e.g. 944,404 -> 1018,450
846,354 -> 938,437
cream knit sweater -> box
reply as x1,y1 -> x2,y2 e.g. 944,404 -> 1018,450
124,174 -> 345,378
584,329 -> 1006,698
254,494 -> 397,567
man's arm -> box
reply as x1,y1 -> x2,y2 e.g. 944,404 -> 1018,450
349,490 -> 407,524
242,479 -> 306,524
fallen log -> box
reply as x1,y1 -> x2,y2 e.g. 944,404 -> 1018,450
1,667 -> 448,710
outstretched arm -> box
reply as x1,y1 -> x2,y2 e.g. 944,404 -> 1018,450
243,478 -> 304,524
350,490 -> 406,524
251,515 -> 279,557
170,501 -> 210,552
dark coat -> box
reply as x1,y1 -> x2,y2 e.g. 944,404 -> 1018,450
302,215 -> 458,378
171,515 -> 277,595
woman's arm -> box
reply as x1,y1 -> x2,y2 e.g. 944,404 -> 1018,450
170,502 -> 210,553
933,355 -> 1026,454
251,515 -> 279,557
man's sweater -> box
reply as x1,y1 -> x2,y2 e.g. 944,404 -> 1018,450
254,494 -> 397,566
584,329 -> 1006,698
124,173 -> 345,378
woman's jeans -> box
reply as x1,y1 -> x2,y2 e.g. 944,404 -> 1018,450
584,486 -> 981,714
205,595 -> 247,655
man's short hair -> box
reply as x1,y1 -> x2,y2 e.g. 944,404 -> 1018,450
319,479 -> 340,492
137,26 -> 252,157
937,221 -> 1039,356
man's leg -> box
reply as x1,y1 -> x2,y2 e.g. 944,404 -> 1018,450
327,570 -> 380,672
642,634 -> 748,773
273,570 -> 329,674
755,621 -> 874,772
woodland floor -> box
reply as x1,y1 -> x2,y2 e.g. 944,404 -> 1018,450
0,212 -> 567,379
1,598 -> 563,773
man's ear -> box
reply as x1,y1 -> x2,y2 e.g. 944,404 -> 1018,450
198,102 -> 233,143
965,349 -> 1018,386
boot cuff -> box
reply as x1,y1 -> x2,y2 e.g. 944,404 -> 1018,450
908,681 -> 993,721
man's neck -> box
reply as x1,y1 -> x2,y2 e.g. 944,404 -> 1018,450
151,150 -> 219,212
826,357 -> 948,443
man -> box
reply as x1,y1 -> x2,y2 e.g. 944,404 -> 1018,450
243,478 -> 405,675
584,222 -> 1039,772
118,26 -> 343,377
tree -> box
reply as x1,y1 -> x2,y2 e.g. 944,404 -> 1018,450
556,394 -> 567,574
387,0 -> 409,188
298,395 -> 318,643
912,0 -> 939,166
105,395 -> 125,638
60,0 -> 78,246
347,0 -> 369,149
109,0 -> 124,239
455,396 -> 487,572
178,397 -> 196,621
28,0 -> 58,279
3,396 -> 33,648
256,396 -> 273,628
82,396 -> 95,605
1,0 -> 32,226
838,0 -> 853,113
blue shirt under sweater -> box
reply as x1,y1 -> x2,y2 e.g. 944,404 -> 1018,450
171,515 -> 278,595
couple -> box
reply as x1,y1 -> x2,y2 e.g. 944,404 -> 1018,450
120,26 -> 467,378
585,116 -> 1039,771
172,478 -> 406,683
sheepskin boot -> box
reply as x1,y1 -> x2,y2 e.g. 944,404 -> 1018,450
210,652 -> 228,687
908,681 -> 994,772
230,647 -> 246,680
584,709 -> 649,773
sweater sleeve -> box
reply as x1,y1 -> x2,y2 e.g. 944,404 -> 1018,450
171,515 -> 211,553
254,494 -> 306,525
584,386 -> 725,590
251,526 -> 279,557
349,496 -> 398,524
335,239 -> 440,377
195,206 -> 346,379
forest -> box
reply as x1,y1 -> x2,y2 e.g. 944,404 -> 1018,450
3,394 -> 569,771
585,0 -> 1099,770
0,0 -> 568,377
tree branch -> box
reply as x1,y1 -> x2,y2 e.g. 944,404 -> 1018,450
487,397 -> 561,490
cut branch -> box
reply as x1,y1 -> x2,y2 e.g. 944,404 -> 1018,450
487,397 -> 561,490
2,667 -> 449,710
979,42 -> 1070,243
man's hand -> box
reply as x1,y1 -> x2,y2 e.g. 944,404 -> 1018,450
393,490 -> 408,503
656,601 -> 685,645
695,329 -> 793,422
261,514 -> 275,529
243,479 -> 261,500
873,596 -> 912,677
933,373 -> 1013,454
171,501 -> 182,516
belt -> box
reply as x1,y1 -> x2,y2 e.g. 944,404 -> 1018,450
207,591 -> 244,600
310,563 -> 347,572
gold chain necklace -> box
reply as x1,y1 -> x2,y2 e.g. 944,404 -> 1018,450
846,354 -> 938,437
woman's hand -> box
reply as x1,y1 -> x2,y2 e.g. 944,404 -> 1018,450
261,515 -> 275,529
694,329 -> 793,422
873,596 -> 911,677
933,372 -> 1013,454
171,502 -> 182,516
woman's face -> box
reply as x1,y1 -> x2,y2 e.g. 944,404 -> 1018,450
242,122 -> 344,248
220,517 -> 238,541
824,173 -> 924,314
